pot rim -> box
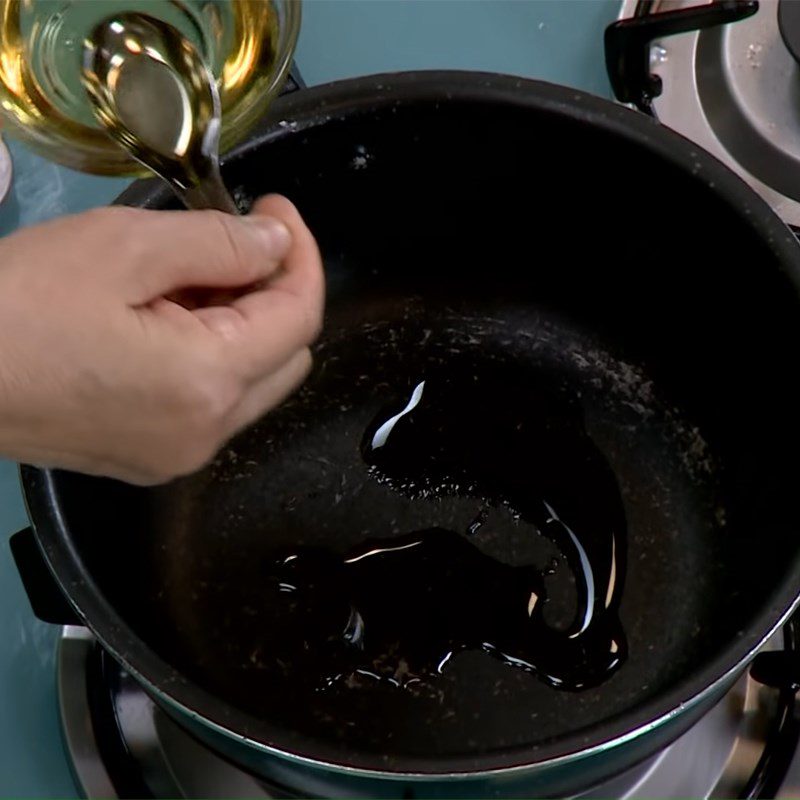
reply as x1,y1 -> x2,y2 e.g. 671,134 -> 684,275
25,69 -> 800,779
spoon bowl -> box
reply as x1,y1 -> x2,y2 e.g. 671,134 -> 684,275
81,12 -> 238,213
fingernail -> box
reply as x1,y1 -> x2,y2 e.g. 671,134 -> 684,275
248,215 -> 291,254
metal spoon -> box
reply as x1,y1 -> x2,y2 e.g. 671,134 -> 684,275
0,134 -> 11,206
81,12 -> 238,214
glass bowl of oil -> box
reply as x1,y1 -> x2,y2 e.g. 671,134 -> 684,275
0,0 -> 300,176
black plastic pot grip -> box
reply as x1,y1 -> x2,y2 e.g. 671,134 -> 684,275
282,62 -> 306,95
10,527 -> 81,625
741,612 -> 800,798
750,650 -> 800,690
604,0 -> 758,113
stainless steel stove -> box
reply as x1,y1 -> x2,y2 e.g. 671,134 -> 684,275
57,622 -> 800,799
612,0 -> 800,225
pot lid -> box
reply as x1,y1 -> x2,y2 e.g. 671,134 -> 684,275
616,0 -> 800,227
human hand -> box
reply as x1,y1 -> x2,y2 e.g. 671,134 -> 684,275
0,194 -> 324,484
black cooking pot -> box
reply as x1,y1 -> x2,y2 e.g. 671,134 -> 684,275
12,71 -> 800,798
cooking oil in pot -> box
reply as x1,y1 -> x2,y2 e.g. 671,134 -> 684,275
262,367 -> 626,698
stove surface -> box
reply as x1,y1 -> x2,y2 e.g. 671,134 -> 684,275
616,0 -> 800,226
55,627 -> 800,800
0,2 -> 618,795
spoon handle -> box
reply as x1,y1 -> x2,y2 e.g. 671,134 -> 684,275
176,162 -> 239,215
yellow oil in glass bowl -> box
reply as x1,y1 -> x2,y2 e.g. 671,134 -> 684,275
0,0 -> 300,175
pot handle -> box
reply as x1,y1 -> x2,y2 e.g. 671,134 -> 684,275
10,527 -> 81,625
604,1 -> 758,114
742,611 -> 800,798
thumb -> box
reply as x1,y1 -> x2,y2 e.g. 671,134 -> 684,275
124,208 -> 292,303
